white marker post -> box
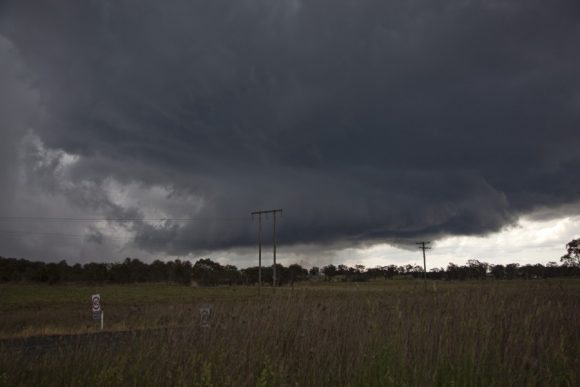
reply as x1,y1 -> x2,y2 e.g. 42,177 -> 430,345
92,294 -> 103,330
199,305 -> 212,328
199,304 -> 212,347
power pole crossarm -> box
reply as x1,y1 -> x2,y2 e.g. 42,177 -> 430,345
251,209 -> 283,216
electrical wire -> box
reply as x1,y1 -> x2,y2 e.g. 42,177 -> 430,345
0,216 -> 250,223
0,214 -> 281,244
0,229 -> 215,244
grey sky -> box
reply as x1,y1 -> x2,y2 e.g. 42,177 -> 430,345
0,0 -> 579,265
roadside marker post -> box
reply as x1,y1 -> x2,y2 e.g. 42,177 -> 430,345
91,294 -> 103,330
199,304 -> 213,349
199,305 -> 212,328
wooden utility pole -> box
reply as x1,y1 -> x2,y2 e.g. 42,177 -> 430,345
251,209 -> 283,289
416,241 -> 431,291
258,212 -> 262,292
272,211 -> 277,287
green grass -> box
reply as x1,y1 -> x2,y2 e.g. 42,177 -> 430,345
0,283 -> 263,338
0,283 -> 261,308
0,280 -> 579,386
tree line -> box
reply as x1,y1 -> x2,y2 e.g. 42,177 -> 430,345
1,254 -> 579,286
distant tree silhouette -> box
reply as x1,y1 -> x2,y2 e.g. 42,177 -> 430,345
491,264 -> 506,279
288,264 -> 308,285
321,264 -> 337,279
0,254 -> 579,285
428,267 -> 445,280
192,258 -> 224,286
505,263 -> 520,280
337,264 -> 348,276
467,260 -> 488,279
309,266 -> 320,277
561,239 -> 580,266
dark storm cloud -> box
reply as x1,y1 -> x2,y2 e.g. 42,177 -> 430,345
1,0 -> 579,257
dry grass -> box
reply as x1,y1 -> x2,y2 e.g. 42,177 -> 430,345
0,280 -> 578,386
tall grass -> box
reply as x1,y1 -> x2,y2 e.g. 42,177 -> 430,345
0,280 -> 578,386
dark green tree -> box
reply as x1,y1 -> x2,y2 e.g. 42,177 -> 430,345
309,266 -> 320,277
491,264 -> 505,279
321,264 -> 337,279
561,239 -> 580,266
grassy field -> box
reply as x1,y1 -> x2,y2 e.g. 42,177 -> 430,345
0,280 -> 579,386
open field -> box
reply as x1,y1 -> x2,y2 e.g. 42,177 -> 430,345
1,280 -> 579,386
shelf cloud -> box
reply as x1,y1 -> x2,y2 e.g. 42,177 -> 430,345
0,0 -> 579,261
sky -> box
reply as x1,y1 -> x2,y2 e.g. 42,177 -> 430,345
0,0 -> 579,269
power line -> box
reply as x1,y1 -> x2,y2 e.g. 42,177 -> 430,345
0,230 -> 97,239
0,214 -> 255,247
0,216 -> 249,223
0,229 -> 214,244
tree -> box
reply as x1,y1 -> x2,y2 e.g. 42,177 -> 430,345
192,258 -> 223,286
240,267 -> 254,284
490,264 -> 505,279
505,263 -> 519,280
467,259 -> 488,279
223,264 -> 241,285
321,264 -> 337,279
385,265 -> 398,278
337,264 -> 348,275
561,239 -> 580,266
149,260 -> 169,282
174,260 -> 193,285
428,267 -> 444,280
309,266 -> 320,277
288,264 -> 308,284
